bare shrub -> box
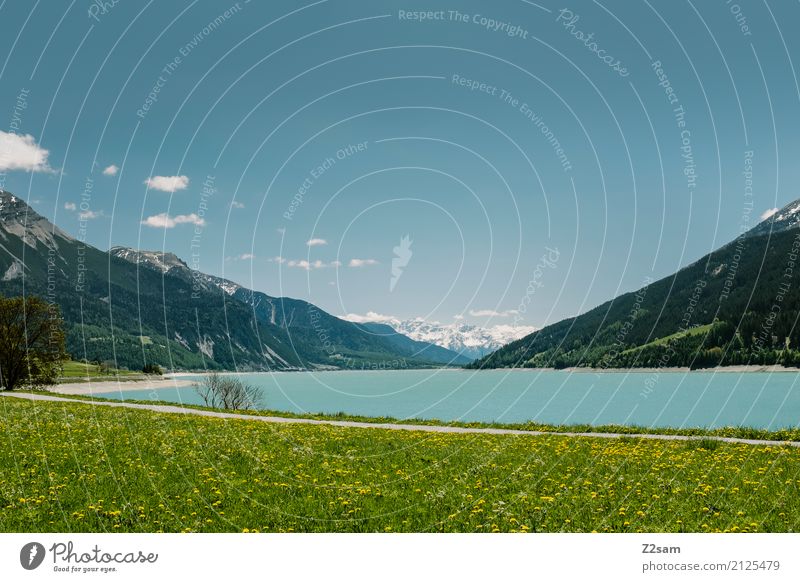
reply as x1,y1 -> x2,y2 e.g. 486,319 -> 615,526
194,372 -> 261,410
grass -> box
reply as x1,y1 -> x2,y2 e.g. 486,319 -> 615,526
621,323 -> 715,355
58,361 -> 147,383
1,396 -> 800,532
34,390 -> 800,443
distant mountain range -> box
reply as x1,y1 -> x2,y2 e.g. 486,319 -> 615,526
9,185 -> 797,374
344,316 -> 536,359
0,190 -> 467,371
471,198 -> 800,370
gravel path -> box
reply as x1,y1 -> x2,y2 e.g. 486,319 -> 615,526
2,391 -> 797,448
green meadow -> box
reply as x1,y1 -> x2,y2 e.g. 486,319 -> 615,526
58,361 -> 145,382
1,397 -> 799,533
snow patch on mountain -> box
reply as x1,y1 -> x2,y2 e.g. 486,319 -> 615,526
0,190 -> 73,251
109,247 -> 187,273
745,199 -> 800,239
343,313 -> 536,360
110,246 -> 242,295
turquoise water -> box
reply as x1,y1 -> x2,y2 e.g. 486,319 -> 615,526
102,369 -> 800,430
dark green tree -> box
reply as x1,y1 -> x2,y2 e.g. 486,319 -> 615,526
0,296 -> 67,390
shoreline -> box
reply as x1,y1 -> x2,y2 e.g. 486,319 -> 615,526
53,364 -> 798,395
54,378 -> 196,395
561,364 -> 799,374
170,364 -> 800,376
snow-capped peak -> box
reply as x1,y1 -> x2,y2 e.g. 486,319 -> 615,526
342,314 -> 536,359
109,246 -> 188,273
0,190 -> 73,250
746,198 -> 800,239
110,246 -> 242,295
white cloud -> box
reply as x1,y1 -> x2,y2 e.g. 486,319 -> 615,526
469,309 -> 519,318
342,311 -> 400,325
453,314 -> 464,320
348,258 -> 379,268
270,256 -> 340,270
144,175 -> 189,192
102,164 -> 118,176
141,212 -> 205,229
761,207 -> 779,221
231,201 -> 245,209
0,131 -> 52,172
287,259 -> 330,270
64,201 -> 102,219
306,238 -> 328,247
227,253 -> 255,261
79,209 -> 103,220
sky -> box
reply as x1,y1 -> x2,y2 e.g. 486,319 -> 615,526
0,0 -> 798,330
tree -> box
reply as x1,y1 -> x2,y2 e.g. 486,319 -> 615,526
142,363 -> 163,375
194,372 -> 261,410
0,296 -> 67,391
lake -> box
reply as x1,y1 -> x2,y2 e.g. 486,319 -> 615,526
98,369 -> 800,430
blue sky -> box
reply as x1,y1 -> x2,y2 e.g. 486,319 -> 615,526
0,0 -> 798,329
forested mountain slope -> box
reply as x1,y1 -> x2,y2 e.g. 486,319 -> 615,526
470,201 -> 800,370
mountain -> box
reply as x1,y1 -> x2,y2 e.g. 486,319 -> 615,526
343,316 -> 536,360
471,200 -> 800,370
0,190 -> 462,371
388,319 -> 536,359
358,322 -> 472,365
109,247 -> 242,295
0,190 -> 310,371
108,246 -> 466,369
743,200 -> 800,239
